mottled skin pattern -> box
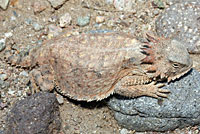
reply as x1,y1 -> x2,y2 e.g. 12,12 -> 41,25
4,32 -> 192,101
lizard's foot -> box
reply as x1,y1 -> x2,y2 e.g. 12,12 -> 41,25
145,82 -> 170,98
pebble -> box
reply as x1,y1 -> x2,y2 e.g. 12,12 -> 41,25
105,0 -> 113,4
8,89 -> 15,95
10,16 -> 16,21
153,0 -> 165,9
24,18 -> 33,25
47,0 -> 66,9
0,0 -> 9,10
19,71 -> 29,77
4,32 -> 13,38
0,39 -> 6,52
113,0 -> 133,11
33,1 -> 47,14
48,16 -> 58,23
32,22 -> 44,31
48,24 -> 62,38
56,94 -> 64,104
120,128 -> 129,134
95,16 -> 105,24
59,13 -> 72,28
0,74 -> 8,81
77,15 -> 90,27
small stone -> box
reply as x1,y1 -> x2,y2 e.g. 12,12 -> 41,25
33,1 -> 47,14
10,16 -> 16,21
0,0 -> 9,10
0,39 -> 6,52
19,71 -> 29,77
96,16 -> 105,24
105,0 -> 113,4
120,128 -> 129,134
48,24 -> 62,38
153,0 -> 165,9
25,18 -> 33,25
4,32 -> 13,38
56,94 -> 64,104
77,15 -> 90,27
8,89 -> 15,95
47,0 -> 67,9
0,74 -> 7,81
153,9 -> 160,16
113,0 -> 133,11
48,16 -> 58,23
59,13 -> 72,28
32,22 -> 44,31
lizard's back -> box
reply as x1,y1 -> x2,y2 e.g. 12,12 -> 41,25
45,32 -> 146,101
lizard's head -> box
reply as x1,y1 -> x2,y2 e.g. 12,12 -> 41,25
141,34 -> 193,82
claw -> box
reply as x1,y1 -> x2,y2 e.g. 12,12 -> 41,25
156,83 -> 165,88
156,92 -> 168,98
158,88 -> 170,93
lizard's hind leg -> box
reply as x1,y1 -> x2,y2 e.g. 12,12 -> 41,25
29,65 -> 55,94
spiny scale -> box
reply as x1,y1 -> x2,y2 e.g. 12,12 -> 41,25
122,75 -> 152,86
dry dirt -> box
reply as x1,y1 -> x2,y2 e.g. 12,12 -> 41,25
0,0 -> 200,134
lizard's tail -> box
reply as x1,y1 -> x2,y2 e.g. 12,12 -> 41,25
2,45 -> 40,68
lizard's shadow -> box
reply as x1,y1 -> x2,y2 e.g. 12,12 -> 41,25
62,95 -> 110,109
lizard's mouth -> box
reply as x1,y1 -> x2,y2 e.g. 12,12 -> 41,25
167,66 -> 192,83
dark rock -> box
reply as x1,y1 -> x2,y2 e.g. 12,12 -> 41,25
156,0 -> 200,53
6,92 -> 61,134
107,69 -> 200,132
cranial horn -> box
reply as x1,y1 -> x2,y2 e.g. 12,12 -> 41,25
146,33 -> 159,43
141,47 -> 154,55
141,55 -> 155,63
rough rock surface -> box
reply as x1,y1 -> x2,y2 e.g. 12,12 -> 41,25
156,0 -> 200,53
6,92 -> 61,134
108,69 -> 200,132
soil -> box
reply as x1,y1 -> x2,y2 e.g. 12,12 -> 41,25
0,0 -> 200,134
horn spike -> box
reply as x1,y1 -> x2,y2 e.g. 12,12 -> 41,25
141,55 -> 155,63
143,43 -> 152,48
141,47 -> 154,55
146,33 -> 159,43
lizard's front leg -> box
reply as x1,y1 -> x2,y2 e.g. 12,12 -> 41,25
114,75 -> 170,98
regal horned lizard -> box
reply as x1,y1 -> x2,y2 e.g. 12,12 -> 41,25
3,32 -> 192,101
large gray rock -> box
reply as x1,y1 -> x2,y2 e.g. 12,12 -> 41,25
156,0 -> 200,53
6,92 -> 61,134
108,69 -> 200,132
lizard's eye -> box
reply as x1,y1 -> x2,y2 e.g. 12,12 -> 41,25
172,63 -> 179,68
